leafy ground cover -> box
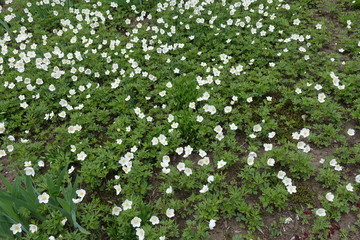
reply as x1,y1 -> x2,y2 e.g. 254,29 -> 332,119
0,0 -> 359,239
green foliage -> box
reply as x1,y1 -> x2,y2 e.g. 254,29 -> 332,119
0,0 -> 359,238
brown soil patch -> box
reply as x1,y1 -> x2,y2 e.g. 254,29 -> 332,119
0,156 -> 16,190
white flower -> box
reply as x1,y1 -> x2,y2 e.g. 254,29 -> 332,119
316,208 -> 326,217
184,168 -> 192,176
207,175 -> 214,183
150,216 -> 160,225
268,131 -> 276,138
112,206 -> 122,215
7,145 -> 14,152
295,88 -> 302,94
355,175 -> 360,183
196,116 -> 204,122
346,183 -> 353,192
283,177 -> 292,186
166,186 -> 173,194
176,147 -> 184,155
68,126 -> 76,134
151,136 -> 160,145
329,159 -> 337,166
20,102 -> 29,109
286,185 -> 297,194
49,84 -> 56,91
297,141 -> 306,150
24,161 -> 32,167
334,165 -> 342,171
300,128 -> 310,138
0,122 -> 5,134
177,162 -> 185,171
292,132 -> 300,140
77,151 -> 87,161
217,160 -> 227,169
214,125 -> 223,133
277,170 -> 286,179
216,133 -> 224,141
72,198 -> 82,203
318,93 -> 326,103
284,217 -> 293,224
122,199 -> 132,210
325,192 -> 334,202
68,166 -> 75,174
166,208 -> 175,218
25,167 -> 35,177
347,129 -> 355,136
267,158 -> 275,166
38,192 -> 50,204
136,228 -> 145,240
114,184 -> 122,195
199,185 -> 209,193
209,219 -> 216,230
224,106 -> 232,113
303,145 -> 311,153
184,145 -> 193,156
264,143 -> 273,151
293,18 -> 301,25
247,156 -> 254,166
76,189 -> 86,199
131,217 -> 142,228
10,223 -> 22,235
0,149 -> 6,158
29,224 -> 38,233
38,160 -> 44,167
199,150 -> 207,158
58,111 -> 66,118
229,123 -> 238,130
253,124 -> 262,132
61,218 -> 67,226
70,145 -> 76,152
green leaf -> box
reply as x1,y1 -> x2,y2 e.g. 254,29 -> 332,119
0,175 -> 13,191
56,197 -> 71,214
